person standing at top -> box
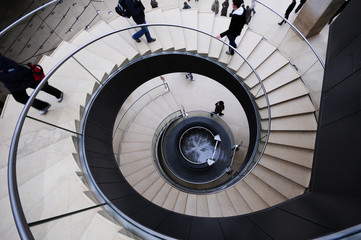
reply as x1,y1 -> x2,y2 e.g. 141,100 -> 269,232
183,2 -> 191,9
0,54 -> 63,115
278,0 -> 296,25
221,0 -> 229,16
211,0 -> 220,15
125,0 -> 156,43
216,0 -> 246,55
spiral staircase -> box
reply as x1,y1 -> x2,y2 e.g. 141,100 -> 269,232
0,0 -> 333,239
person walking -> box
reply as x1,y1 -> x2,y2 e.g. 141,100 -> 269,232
295,0 -> 306,13
125,0 -> 156,43
183,2 -> 191,9
250,0 -> 256,14
211,0 -> 220,15
221,0 -> 229,16
278,0 -> 296,25
245,5 -> 252,24
216,0 -> 246,55
210,101 -> 225,116
185,73 -> 194,80
0,54 -> 63,115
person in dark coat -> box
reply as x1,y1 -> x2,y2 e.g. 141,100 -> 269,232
278,0 -> 296,25
211,101 -> 225,116
221,0 -> 229,16
216,0 -> 246,55
0,54 -> 63,115
295,0 -> 306,13
183,2 -> 191,9
125,0 -> 156,43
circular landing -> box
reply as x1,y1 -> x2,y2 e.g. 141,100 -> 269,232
159,116 -> 232,189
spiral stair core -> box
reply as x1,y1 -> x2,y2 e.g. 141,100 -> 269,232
0,1 -> 326,239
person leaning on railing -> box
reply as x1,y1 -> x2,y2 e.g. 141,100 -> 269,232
0,54 -> 63,115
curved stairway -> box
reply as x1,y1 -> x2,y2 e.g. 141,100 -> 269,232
1,3 -> 318,239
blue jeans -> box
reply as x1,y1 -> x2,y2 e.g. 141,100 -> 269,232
227,33 -> 237,55
132,21 -> 153,42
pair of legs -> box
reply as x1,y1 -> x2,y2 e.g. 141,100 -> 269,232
132,21 -> 155,43
226,33 -> 237,55
12,81 -> 62,112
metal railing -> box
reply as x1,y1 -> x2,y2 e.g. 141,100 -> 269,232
5,1 -> 327,237
7,23 -> 271,239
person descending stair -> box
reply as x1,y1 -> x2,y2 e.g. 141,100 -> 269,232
216,0 -> 246,55
278,0 -> 296,25
125,0 -> 156,43
210,100 -> 225,116
0,54 -> 63,115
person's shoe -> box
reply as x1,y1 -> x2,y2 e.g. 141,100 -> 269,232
133,37 -> 141,43
278,21 -> 283,26
147,38 -> 156,43
40,104 -> 51,115
219,113 -> 224,116
185,74 -> 189,79
210,112 -> 214,117
57,92 -> 63,103
225,51 -> 234,55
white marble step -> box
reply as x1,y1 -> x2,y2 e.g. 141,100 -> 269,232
218,25 -> 248,65
173,191 -> 188,214
145,8 -> 174,51
234,181 -> 268,212
225,187 -> 252,215
120,142 -> 151,154
126,17 -> 163,53
197,11 -> 215,54
237,39 -> 277,79
244,51 -> 289,88
163,8 -> 187,51
0,196 -> 19,239
256,80 -> 309,108
259,95 -> 315,119
162,187 -> 181,211
263,142 -> 314,168
252,164 -> 306,199
30,207 -> 97,240
80,212 -> 133,240
151,181 -> 173,207
214,191 -> 238,217
107,16 -> 151,56
126,121 -> 157,136
244,173 -> 287,206
88,20 -> 139,61
133,169 -> 160,194
181,9 -> 198,52
122,132 -> 153,143
208,16 -> 231,59
118,149 -> 152,165
263,113 -> 317,131
120,157 -> 153,177
250,64 -> 300,98
142,176 -> 168,202
49,41 -> 115,81
227,30 -> 263,71
70,29 -> 127,66
266,131 -> 316,150
19,155 -> 93,223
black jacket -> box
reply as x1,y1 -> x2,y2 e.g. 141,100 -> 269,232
0,55 -> 34,93
125,0 -> 146,24
220,6 -> 246,38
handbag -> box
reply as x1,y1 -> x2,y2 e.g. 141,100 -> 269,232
28,63 -> 45,81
